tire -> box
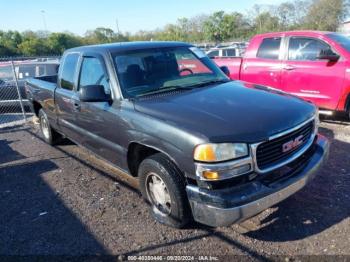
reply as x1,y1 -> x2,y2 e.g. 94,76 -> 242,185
138,153 -> 192,228
38,109 -> 61,145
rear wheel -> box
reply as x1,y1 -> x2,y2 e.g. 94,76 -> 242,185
39,109 -> 61,145
139,153 -> 192,228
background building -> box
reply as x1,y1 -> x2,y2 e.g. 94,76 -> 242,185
339,20 -> 350,36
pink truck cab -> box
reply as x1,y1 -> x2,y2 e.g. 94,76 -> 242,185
213,31 -> 350,117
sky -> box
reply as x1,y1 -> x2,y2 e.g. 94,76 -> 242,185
1,0 -> 284,35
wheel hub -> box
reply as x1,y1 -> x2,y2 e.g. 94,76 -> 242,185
146,173 -> 171,214
41,116 -> 49,139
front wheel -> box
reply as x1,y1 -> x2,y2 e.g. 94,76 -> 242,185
139,153 -> 192,228
38,109 -> 61,145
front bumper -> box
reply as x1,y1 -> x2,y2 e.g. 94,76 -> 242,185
186,135 -> 329,227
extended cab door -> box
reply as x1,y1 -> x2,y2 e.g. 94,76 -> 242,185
281,36 -> 345,110
55,52 -> 82,142
240,36 -> 283,89
74,54 -> 124,165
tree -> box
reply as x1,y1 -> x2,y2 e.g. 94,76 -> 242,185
84,27 -> 128,44
274,0 -> 310,30
0,30 -> 22,56
303,0 -> 349,31
47,33 -> 82,54
17,37 -> 49,56
250,5 -> 281,34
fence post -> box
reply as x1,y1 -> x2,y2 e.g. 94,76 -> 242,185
10,59 -> 26,122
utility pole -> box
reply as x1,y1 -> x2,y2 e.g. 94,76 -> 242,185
115,18 -> 120,35
41,10 -> 47,31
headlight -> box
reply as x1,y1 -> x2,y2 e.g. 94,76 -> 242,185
194,143 -> 249,162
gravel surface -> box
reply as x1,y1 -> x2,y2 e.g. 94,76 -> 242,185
0,118 -> 349,260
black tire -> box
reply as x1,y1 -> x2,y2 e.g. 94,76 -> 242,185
138,153 -> 192,228
38,109 -> 61,145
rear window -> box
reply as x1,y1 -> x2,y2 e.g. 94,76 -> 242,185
257,37 -> 281,59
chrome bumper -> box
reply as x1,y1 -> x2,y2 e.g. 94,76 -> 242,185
186,135 -> 329,227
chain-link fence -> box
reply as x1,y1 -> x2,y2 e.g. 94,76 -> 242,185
0,56 -> 60,129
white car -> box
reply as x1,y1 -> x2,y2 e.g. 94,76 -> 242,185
206,47 -> 242,58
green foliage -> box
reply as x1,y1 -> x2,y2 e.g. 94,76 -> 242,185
84,27 -> 129,44
17,37 -> 49,56
47,33 -> 82,54
302,0 -> 349,31
0,0 -> 349,57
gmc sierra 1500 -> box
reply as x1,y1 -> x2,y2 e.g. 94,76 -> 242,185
26,42 -> 329,228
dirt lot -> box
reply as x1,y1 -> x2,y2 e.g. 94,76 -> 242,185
0,118 -> 349,260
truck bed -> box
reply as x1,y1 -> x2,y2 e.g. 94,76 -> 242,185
25,75 -> 58,117
212,57 -> 242,80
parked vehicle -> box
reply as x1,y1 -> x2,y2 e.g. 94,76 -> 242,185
206,46 -> 242,58
215,41 -> 247,54
0,61 -> 59,106
26,42 -> 328,228
213,31 -> 350,118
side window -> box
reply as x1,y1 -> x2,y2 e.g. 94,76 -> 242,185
288,37 -> 333,61
225,49 -> 236,57
60,53 -> 79,90
79,57 -> 111,95
207,50 -> 219,58
257,37 -> 281,59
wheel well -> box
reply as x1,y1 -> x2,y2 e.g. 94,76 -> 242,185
345,93 -> 350,112
127,143 -> 160,177
32,101 -> 42,117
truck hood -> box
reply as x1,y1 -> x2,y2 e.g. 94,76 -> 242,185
133,81 -> 316,143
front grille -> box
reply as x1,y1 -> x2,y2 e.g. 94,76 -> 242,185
256,120 -> 315,170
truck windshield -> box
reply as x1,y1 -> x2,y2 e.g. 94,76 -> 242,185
113,46 -> 228,98
326,33 -> 350,52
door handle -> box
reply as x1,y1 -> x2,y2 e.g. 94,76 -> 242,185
73,103 -> 80,110
71,100 -> 81,111
283,65 -> 296,71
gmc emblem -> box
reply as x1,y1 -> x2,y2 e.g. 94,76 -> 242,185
282,135 -> 304,153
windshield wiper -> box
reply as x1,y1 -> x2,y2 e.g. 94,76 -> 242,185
188,79 -> 230,88
136,85 -> 194,97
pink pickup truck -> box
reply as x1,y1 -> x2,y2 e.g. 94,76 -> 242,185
213,31 -> 350,118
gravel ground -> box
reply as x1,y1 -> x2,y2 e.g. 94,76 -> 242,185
0,117 -> 349,261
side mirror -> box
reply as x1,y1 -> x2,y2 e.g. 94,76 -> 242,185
79,85 -> 112,103
317,49 -> 340,62
220,66 -> 230,77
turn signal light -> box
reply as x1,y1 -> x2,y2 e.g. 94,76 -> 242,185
202,171 -> 220,180
194,144 -> 216,162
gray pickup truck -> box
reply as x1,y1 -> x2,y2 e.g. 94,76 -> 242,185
26,42 -> 329,228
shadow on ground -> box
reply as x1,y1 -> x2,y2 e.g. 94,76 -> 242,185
0,137 -> 107,255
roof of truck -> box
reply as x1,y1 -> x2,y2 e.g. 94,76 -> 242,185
253,30 -> 334,38
67,41 -> 193,54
